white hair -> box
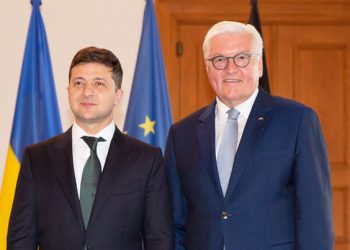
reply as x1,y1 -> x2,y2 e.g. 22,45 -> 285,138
203,21 -> 263,58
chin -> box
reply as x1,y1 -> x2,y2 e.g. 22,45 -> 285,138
224,89 -> 242,99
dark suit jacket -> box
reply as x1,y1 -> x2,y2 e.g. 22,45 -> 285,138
8,126 -> 173,250
165,88 -> 334,250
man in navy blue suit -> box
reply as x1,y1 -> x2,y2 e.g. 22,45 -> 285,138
165,21 -> 334,250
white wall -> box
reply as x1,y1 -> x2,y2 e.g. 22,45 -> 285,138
0,0 -> 145,185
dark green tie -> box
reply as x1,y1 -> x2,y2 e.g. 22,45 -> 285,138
80,136 -> 105,229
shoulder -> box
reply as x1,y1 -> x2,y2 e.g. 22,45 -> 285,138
24,129 -> 70,154
256,91 -> 321,131
114,132 -> 165,171
171,102 -> 215,130
253,88 -> 315,119
269,94 -> 316,118
256,88 -> 311,113
115,129 -> 162,156
271,95 -> 309,110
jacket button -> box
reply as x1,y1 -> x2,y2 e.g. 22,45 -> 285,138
221,211 -> 229,219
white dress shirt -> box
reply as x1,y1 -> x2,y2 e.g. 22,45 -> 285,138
215,88 -> 259,159
215,89 -> 259,250
72,121 -> 115,197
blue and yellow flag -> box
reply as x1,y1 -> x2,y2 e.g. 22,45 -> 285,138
0,0 -> 62,248
124,0 -> 172,152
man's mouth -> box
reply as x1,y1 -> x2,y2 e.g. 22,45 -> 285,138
224,79 -> 241,83
80,102 -> 96,107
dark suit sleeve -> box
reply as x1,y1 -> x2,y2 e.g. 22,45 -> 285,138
164,127 -> 187,250
294,108 -> 334,249
7,148 -> 38,250
142,148 -> 174,250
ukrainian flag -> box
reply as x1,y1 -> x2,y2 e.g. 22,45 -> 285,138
124,0 -> 172,152
0,0 -> 62,248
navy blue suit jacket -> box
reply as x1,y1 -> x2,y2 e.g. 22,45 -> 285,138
165,88 -> 334,250
8,126 -> 173,250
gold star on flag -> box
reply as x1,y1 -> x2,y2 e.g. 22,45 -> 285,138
139,115 -> 156,136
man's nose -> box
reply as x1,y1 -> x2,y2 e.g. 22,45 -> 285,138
225,58 -> 238,73
82,83 -> 94,95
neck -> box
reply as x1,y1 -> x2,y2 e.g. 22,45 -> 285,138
75,119 -> 113,135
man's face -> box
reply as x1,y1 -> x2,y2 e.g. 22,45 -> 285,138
205,32 -> 262,108
68,63 -> 123,131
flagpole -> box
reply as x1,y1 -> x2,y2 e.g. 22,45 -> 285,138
0,1 -> 62,248
124,0 -> 172,153
249,0 -> 271,93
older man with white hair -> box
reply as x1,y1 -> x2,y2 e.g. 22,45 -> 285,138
165,21 -> 334,250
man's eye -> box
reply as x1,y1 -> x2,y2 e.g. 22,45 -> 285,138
215,57 -> 226,63
95,81 -> 105,87
73,81 -> 83,86
236,54 -> 248,60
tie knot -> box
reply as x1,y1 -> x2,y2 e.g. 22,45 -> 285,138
82,136 -> 105,151
227,108 -> 240,120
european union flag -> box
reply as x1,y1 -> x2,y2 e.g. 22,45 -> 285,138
124,0 -> 172,152
0,0 -> 62,248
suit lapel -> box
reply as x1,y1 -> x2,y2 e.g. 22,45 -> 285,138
196,102 -> 225,202
88,127 -> 132,228
225,89 -> 273,200
50,128 -> 85,231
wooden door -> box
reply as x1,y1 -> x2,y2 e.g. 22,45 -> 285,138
178,24 -> 214,118
275,24 -> 350,249
156,0 -> 350,249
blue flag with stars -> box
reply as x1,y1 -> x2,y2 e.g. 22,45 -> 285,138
0,0 -> 62,248
124,0 -> 172,153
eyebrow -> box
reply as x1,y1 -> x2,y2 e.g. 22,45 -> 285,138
71,76 -> 84,81
93,77 -> 107,81
210,50 -> 252,57
71,76 -> 107,81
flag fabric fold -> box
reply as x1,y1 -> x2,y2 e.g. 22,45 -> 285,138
249,0 -> 271,93
124,0 -> 172,153
0,0 -> 62,248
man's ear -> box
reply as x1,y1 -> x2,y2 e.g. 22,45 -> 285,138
258,57 -> 263,77
114,89 -> 124,106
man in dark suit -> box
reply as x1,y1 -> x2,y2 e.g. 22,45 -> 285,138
165,21 -> 334,250
8,47 -> 173,250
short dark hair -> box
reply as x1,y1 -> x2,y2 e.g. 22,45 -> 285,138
69,46 -> 123,89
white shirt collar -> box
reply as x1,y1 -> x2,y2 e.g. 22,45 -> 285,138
216,88 -> 259,119
72,121 -> 115,144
